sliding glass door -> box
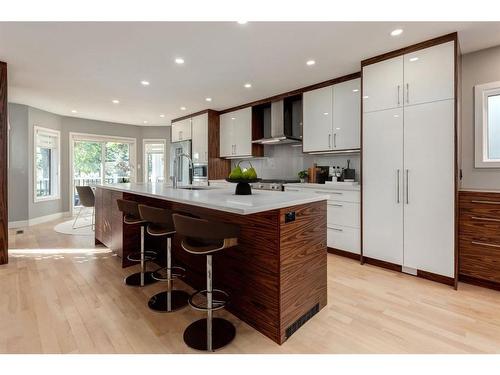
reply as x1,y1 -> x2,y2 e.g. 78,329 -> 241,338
71,134 -> 136,211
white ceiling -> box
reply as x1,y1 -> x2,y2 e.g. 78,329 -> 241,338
1,21 -> 500,126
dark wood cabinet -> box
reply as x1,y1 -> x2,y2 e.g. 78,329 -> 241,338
94,187 -> 123,256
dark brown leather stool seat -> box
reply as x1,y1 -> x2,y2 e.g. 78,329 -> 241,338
116,199 -> 157,287
138,205 -> 189,313
172,214 -> 240,352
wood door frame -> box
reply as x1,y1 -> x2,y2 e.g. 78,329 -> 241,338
360,32 -> 459,288
0,61 -> 7,265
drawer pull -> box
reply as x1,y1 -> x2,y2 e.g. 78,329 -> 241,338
329,227 -> 344,232
471,216 -> 500,223
329,203 -> 344,207
471,200 -> 500,205
471,241 -> 500,249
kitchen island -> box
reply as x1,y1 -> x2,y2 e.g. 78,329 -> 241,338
94,183 -> 327,344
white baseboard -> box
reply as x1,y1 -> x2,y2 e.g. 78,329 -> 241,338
8,211 -> 71,228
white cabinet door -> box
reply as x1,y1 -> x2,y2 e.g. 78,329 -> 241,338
362,56 -> 404,113
403,100 -> 455,277
362,108 -> 404,265
191,113 -> 208,163
171,118 -> 191,142
232,107 -> 252,157
404,41 -> 455,106
333,78 -> 360,150
303,85 -> 333,152
219,112 -> 234,157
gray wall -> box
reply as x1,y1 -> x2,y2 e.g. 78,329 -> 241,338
461,45 -> 500,192
8,103 -> 171,222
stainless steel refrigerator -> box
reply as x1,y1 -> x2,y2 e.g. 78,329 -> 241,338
169,140 -> 192,186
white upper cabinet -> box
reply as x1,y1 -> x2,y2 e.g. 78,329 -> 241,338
403,41 -> 455,106
333,78 -> 361,150
362,56 -> 404,113
191,113 -> 208,163
303,85 -> 333,152
171,118 -> 192,142
219,107 -> 252,157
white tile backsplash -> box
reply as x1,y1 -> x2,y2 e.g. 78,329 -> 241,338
230,144 -> 360,181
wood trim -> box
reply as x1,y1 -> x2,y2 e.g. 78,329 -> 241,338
361,32 -> 458,67
459,274 -> 500,292
327,247 -> 361,261
171,109 -> 211,123
0,61 -> 7,265
363,256 -> 402,272
219,72 -> 361,115
207,110 -> 230,179
417,269 -> 455,286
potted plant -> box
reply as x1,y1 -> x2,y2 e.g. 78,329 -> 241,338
298,170 -> 308,183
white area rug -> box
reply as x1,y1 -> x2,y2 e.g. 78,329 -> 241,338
54,215 -> 94,236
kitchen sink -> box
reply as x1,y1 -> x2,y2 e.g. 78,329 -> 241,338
177,186 -> 215,190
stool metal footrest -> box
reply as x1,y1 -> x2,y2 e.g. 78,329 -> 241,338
148,290 -> 189,313
188,289 -> 229,312
124,271 -> 157,287
126,250 -> 158,262
151,265 -> 186,282
183,318 -> 235,352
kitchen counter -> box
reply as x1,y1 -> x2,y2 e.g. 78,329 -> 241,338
94,184 -> 327,345
97,182 -> 328,215
286,182 -> 361,191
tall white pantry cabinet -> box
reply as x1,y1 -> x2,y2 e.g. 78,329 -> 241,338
362,39 -> 457,279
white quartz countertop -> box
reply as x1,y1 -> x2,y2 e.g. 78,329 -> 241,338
96,183 -> 328,215
286,182 -> 361,191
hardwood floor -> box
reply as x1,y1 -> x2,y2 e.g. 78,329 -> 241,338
2,219 -> 500,353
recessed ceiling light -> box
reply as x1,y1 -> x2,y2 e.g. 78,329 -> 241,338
323,112 -> 329,116
363,95 -> 369,99
237,21 -> 248,25
231,117 -> 236,120
205,97 -> 212,102
71,110 -> 77,113
352,89 -> 359,93
175,58 -> 185,65
409,57 -> 419,62
244,83 -> 252,88
159,114 -> 165,118
390,28 -> 403,37
143,120 -> 148,124
141,80 -> 150,86
335,127 -> 341,130
393,114 -> 399,118
112,99 -> 120,104
306,60 -> 316,66
180,106 -> 186,111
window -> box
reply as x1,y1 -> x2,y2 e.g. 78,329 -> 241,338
34,126 -> 60,201
475,81 -> 500,168
143,140 -> 166,183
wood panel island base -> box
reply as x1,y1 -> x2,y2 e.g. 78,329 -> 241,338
94,184 -> 327,345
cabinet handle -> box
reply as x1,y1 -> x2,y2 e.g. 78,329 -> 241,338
329,227 -> 344,232
397,169 -> 400,204
329,192 -> 343,195
406,83 -> 409,104
397,85 -> 400,105
205,151 -> 208,161
471,216 -> 500,223
179,130 -> 183,140
329,203 -> 344,207
333,133 -> 337,148
405,169 -> 409,204
471,241 -> 500,249
471,200 -> 500,205
328,134 -> 331,148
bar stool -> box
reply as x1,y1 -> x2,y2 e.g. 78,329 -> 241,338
116,199 -> 157,287
172,213 -> 239,352
138,205 -> 189,312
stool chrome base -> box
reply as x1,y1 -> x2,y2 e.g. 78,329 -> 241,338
148,290 -> 189,312
124,271 -> 157,287
183,318 -> 235,352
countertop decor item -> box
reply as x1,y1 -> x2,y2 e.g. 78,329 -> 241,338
298,170 -> 308,183
226,160 -> 260,195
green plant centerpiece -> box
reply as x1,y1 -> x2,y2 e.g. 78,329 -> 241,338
298,170 -> 308,183
226,160 -> 261,195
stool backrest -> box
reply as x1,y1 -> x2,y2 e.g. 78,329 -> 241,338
138,205 -> 174,228
116,199 -> 141,219
172,214 -> 239,241
76,186 -> 95,207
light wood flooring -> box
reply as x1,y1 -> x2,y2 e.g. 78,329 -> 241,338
2,218 -> 500,353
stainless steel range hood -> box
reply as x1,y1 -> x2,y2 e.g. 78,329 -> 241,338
252,99 -> 302,145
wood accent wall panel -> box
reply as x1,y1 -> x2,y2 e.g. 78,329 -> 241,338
459,191 -> 500,288
207,110 -> 230,180
106,191 -> 327,344
0,62 -> 7,265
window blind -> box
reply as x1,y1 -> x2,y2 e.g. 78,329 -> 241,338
36,130 -> 58,149
145,143 -> 164,154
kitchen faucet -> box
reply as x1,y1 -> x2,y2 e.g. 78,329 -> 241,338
173,153 -> 193,189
